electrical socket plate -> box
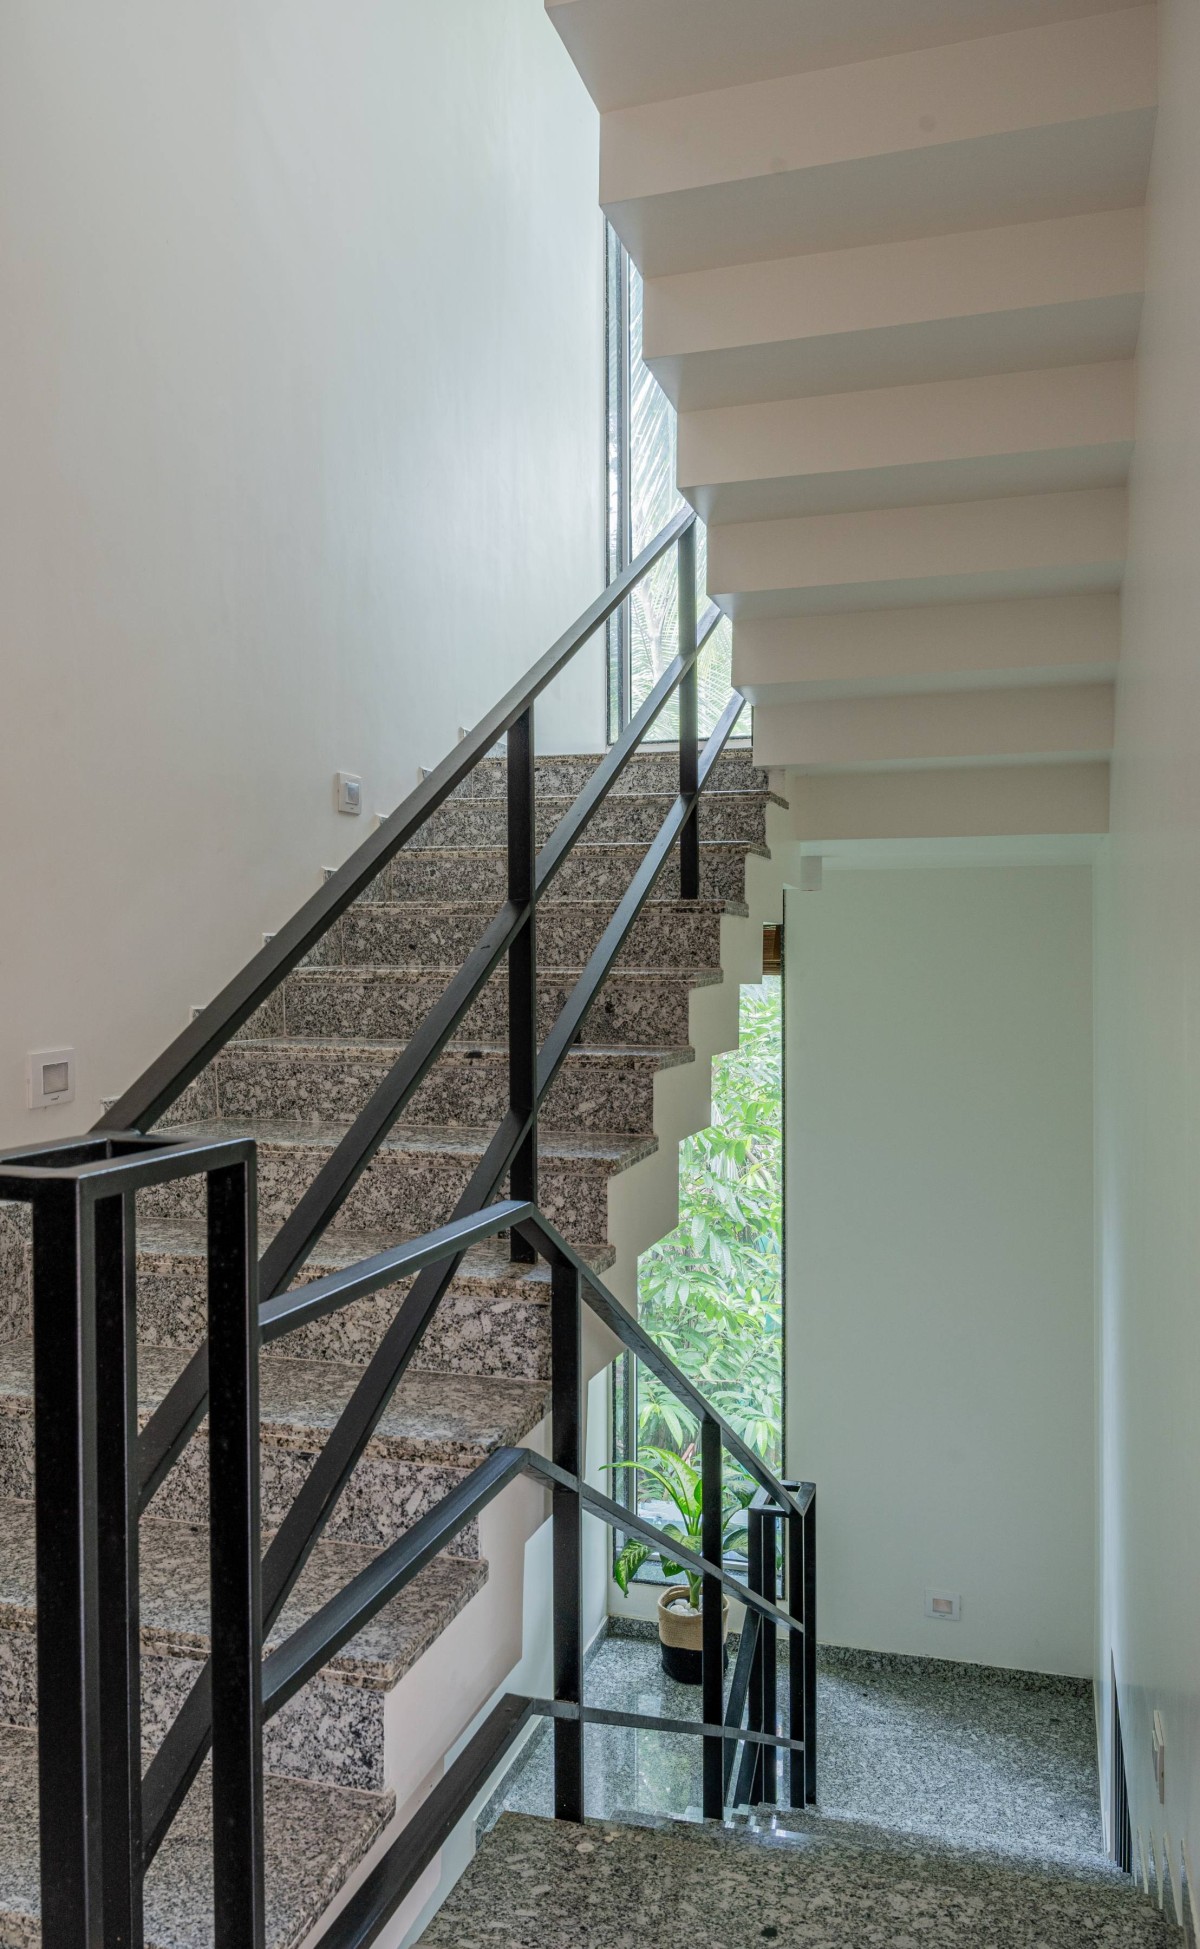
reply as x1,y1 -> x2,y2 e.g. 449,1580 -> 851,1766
27,1048 -> 75,1110
925,1589 -> 961,1622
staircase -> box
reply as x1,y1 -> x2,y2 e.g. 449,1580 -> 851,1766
0,563 -> 794,1949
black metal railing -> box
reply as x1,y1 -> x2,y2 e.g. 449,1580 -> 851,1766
9,1142 -> 814,1949
5,509 -> 809,1948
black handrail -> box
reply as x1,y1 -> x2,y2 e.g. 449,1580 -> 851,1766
13,1128 -> 815,1949
21,503 -> 800,1943
138,1187 -> 809,1870
95,508 -> 695,1137
128,559 -> 726,1537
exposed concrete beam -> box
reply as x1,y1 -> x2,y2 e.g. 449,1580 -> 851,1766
644,208 -> 1145,410
601,10 -> 1157,274
547,0 -> 1147,113
734,593 -> 1120,703
709,487 -> 1127,617
752,683 -> 1114,771
785,761 -> 1110,839
679,361 -> 1134,522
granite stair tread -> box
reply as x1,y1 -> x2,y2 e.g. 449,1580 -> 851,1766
0,1723 -> 391,1949
135,1214 -> 615,1290
0,1499 -> 487,1689
415,1811 -> 1179,1949
164,1116 -> 658,1172
0,1337 -> 550,1467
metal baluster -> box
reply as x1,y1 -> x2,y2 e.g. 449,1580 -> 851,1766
788,1489 -> 817,1808
550,1255 -> 584,1821
508,704 -> 538,1262
677,524 -> 700,900
208,1157 -> 265,1948
746,1504 -> 766,1806
94,1189 -> 143,1948
701,1416 -> 723,1818
760,1508 -> 778,1807
31,1179 -> 104,1949
803,1489 -> 817,1805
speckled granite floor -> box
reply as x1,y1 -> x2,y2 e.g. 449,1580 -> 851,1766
486,1635 -> 1104,1866
459,1639 -> 1178,1947
420,1808 -> 1178,1949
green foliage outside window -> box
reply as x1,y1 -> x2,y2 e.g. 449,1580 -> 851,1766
636,978 -> 783,1470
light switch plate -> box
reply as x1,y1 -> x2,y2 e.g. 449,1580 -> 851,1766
336,772 -> 363,816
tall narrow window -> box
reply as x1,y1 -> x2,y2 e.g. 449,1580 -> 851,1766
613,941 -> 785,1571
605,226 -> 733,744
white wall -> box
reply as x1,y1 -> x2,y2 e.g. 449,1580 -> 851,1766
1095,0 -> 1200,1909
786,864 -> 1095,1675
0,0 -> 603,1146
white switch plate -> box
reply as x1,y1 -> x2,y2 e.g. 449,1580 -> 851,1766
1152,1711 -> 1166,1803
336,772 -> 363,816
27,1048 -> 75,1110
925,1589 -> 961,1622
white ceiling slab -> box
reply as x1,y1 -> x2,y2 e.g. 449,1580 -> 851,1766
708,486 -> 1127,617
643,208 -> 1145,409
781,762 -> 1111,841
734,593 -> 1120,704
600,12 -> 1157,274
752,682 -> 1114,771
547,0 -> 1147,112
680,360 -> 1134,521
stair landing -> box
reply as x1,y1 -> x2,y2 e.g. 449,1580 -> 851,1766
415,1809 -> 1179,1949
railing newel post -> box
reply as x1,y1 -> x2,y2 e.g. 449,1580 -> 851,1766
31,1176 -> 105,1949
550,1252 -> 584,1821
804,1487 -> 817,1806
677,522 -> 700,899
700,1415 -> 724,1818
94,1186 -> 143,1948
207,1154 -> 266,1948
508,704 -> 538,1263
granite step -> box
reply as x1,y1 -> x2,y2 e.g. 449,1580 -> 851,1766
416,1810 -> 1179,1949
386,840 -> 764,906
450,745 -> 770,801
337,897 -> 733,969
193,1038 -> 689,1132
144,1119 -> 655,1244
239,966 -> 720,1052
0,1337 -> 548,1552
0,1499 -> 486,1794
404,789 -> 778,851
126,1220 -> 611,1377
0,1722 -> 391,1949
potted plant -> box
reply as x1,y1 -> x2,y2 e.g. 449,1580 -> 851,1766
610,1445 -> 754,1683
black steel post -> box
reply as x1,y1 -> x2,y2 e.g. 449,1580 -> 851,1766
207,1158 -> 266,1948
677,524 -> 700,899
508,704 -> 538,1262
787,1492 -> 816,1809
804,1490 -> 817,1805
31,1179 -> 105,1949
550,1256 -> 584,1821
760,1507 -> 779,1807
746,1506 -> 766,1806
94,1189 -> 143,1949
700,1416 -> 723,1818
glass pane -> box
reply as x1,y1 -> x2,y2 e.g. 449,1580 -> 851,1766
632,974 -> 784,1564
606,242 -> 738,742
